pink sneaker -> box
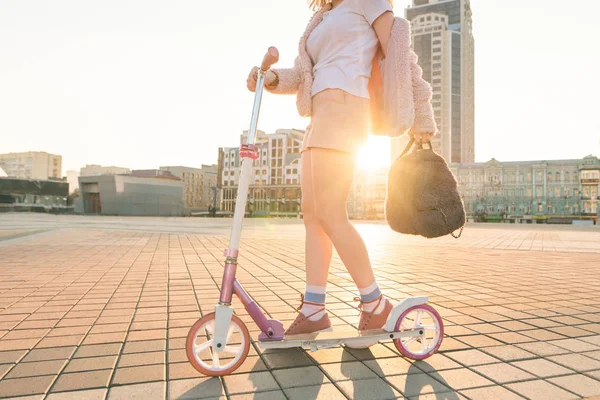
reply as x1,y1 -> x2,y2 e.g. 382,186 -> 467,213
356,295 -> 393,331
285,295 -> 332,336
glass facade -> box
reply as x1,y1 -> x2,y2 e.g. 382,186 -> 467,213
451,31 -> 462,163
413,33 -> 432,82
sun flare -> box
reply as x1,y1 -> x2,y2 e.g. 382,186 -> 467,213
356,135 -> 391,170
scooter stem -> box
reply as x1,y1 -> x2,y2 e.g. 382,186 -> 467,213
228,47 -> 279,250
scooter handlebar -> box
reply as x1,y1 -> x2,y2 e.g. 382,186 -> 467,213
261,47 -> 279,71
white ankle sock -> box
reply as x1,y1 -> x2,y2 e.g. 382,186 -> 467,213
362,297 -> 387,314
302,285 -> 327,321
301,302 -> 326,321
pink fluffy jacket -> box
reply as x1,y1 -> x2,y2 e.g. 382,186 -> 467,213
267,7 -> 437,137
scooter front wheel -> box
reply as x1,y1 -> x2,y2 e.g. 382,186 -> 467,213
393,304 -> 444,360
186,312 -> 250,376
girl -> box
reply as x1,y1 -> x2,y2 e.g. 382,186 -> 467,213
247,0 -> 436,336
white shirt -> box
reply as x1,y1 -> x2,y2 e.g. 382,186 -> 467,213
306,0 -> 392,99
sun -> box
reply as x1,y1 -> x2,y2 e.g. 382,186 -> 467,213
356,135 -> 391,170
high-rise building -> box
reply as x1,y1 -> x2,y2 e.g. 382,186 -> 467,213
392,0 -> 475,164
0,151 -> 62,180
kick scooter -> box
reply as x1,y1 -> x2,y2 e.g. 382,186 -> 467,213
186,48 -> 444,377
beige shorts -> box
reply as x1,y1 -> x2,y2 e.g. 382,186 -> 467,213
301,89 -> 370,155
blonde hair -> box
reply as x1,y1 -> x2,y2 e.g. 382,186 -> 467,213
308,0 -> 393,11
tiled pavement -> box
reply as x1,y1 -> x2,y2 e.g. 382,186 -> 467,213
0,218 -> 599,399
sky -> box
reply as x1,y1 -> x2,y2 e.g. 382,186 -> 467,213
1,0 -> 599,174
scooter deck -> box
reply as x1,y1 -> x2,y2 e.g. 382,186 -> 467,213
285,328 -> 387,341
258,328 -> 422,351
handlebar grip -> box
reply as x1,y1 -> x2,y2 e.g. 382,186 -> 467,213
261,47 -> 279,71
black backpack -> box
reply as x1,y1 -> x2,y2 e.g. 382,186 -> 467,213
385,139 -> 465,239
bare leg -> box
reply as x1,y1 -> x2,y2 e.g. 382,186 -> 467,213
301,150 -> 333,288
309,148 -> 376,289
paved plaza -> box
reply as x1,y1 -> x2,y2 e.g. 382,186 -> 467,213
0,214 -> 599,400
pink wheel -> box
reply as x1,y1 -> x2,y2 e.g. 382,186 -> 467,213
186,313 -> 250,377
393,304 -> 444,360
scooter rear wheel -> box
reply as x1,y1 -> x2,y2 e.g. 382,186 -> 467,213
393,304 -> 443,360
186,312 -> 250,376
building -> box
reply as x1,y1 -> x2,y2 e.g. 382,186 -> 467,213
451,155 -> 600,224
0,177 -> 68,213
77,174 -> 183,216
219,129 -> 393,219
131,169 -> 180,180
348,167 -> 389,220
80,164 -> 131,177
0,151 -> 62,180
159,165 -> 219,211
392,0 -> 475,165
66,170 -> 80,194
219,129 -> 304,217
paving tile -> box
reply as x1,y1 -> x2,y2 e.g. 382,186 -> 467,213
337,377 -> 402,400
433,368 -> 494,390
107,381 -> 166,400
386,372 -> 451,397
168,377 -> 223,399
23,346 -> 77,363
35,335 -> 84,348
364,357 -> 415,376
272,366 -> 328,388
223,371 -> 279,394
112,364 -> 165,385
168,361 -> 203,380
118,350 -> 164,367
284,383 -> 347,400
487,332 -> 533,344
506,380 -> 577,400
82,332 -> 127,345
74,343 -> 122,358
412,353 -> 461,372
586,351 -> 600,361
0,363 -> 12,378
2,328 -> 49,340
511,359 -> 574,378
0,375 -> 55,397
51,369 -> 112,392
344,344 -> 399,360
472,363 -> 535,384
548,374 -> 600,397
307,347 -> 357,364
261,348 -> 314,369
321,361 -> 378,381
445,349 -> 500,366
0,338 -> 39,351
122,339 -> 165,354
480,345 -> 536,362
46,388 -> 108,400
549,338 -> 600,353
548,353 -> 600,372
460,385 -> 525,400
5,359 -> 67,379
0,349 -> 27,364
515,341 -> 571,357
63,355 -> 118,373
457,335 -> 504,348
